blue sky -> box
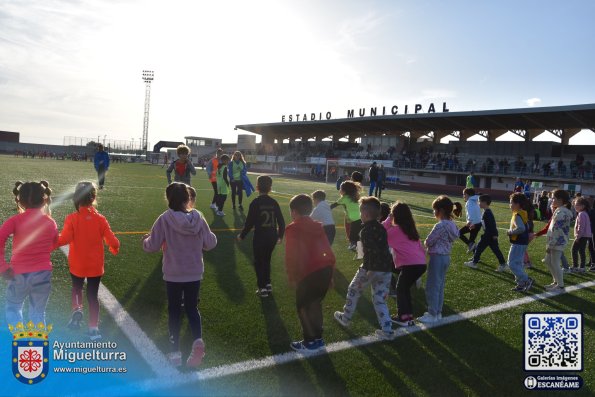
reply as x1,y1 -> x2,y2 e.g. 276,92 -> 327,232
1,0 -> 594,146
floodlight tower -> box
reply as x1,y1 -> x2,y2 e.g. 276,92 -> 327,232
141,70 -> 154,154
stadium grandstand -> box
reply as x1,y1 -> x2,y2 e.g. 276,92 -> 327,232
235,103 -> 595,198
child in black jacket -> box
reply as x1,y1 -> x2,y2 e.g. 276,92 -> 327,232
464,195 -> 507,271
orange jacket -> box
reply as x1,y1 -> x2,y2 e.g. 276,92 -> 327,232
209,157 -> 219,182
58,206 -> 120,277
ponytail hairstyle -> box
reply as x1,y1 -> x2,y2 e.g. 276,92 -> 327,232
391,201 -> 420,241
432,195 -> 455,220
166,182 -> 190,212
13,180 -> 52,214
73,181 -> 97,210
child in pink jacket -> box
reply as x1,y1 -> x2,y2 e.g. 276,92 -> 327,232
383,202 -> 426,326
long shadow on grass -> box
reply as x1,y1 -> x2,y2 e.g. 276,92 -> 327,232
206,217 -> 246,304
126,256 -> 169,347
355,303 -> 527,396
259,295 -> 292,353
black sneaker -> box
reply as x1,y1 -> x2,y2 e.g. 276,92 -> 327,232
68,309 -> 83,330
511,284 -> 525,292
255,288 -> 269,297
265,284 -> 273,293
523,277 -> 534,292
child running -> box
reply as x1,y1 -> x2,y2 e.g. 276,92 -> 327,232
330,181 -> 362,251
285,194 -> 335,352
237,176 -> 285,297
531,201 -> 571,272
58,181 -> 120,340
382,202 -> 426,326
334,196 -> 396,340
571,197 -> 591,273
310,190 -> 336,245
459,188 -> 482,253
0,181 -> 57,327
418,196 -> 459,324
166,144 -> 197,185
543,190 -> 573,291
215,154 -> 230,216
142,182 -> 217,367
464,194 -> 507,271
506,193 -> 534,292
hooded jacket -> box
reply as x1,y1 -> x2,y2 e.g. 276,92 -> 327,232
284,216 -> 335,285
465,195 -> 482,224
143,209 -> 217,282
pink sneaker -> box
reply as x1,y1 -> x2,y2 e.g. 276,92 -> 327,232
186,338 -> 205,368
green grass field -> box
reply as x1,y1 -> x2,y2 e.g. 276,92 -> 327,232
0,155 -> 593,396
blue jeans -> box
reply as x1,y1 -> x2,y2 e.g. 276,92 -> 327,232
425,254 -> 450,316
5,270 -> 52,326
508,244 -> 529,284
369,181 -> 377,196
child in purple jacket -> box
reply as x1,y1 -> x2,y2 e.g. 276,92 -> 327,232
142,182 -> 217,368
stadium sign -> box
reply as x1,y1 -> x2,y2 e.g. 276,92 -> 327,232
282,102 -> 449,122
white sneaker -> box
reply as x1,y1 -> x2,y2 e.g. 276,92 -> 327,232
495,264 -> 508,272
216,210 -> 225,216
546,285 -> 565,293
333,311 -> 350,327
167,351 -> 182,367
375,329 -> 396,340
210,203 -> 217,209
417,312 -> 439,324
415,277 -> 423,289
466,242 -> 477,253
544,283 -> 558,290
464,260 -> 478,269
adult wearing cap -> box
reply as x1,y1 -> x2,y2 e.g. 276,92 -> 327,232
206,148 -> 223,209
94,144 -> 110,189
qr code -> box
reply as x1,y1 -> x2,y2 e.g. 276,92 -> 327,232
524,313 -> 582,371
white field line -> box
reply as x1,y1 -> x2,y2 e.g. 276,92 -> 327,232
58,246 -> 178,379
91,279 -> 595,396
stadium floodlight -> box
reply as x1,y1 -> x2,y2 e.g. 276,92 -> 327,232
141,70 -> 155,155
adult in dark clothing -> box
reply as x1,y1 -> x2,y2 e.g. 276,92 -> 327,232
375,164 -> 386,198
237,176 -> 285,297
368,162 -> 379,196
94,144 -> 110,189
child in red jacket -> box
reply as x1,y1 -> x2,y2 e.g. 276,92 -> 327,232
58,181 -> 119,340
285,194 -> 335,353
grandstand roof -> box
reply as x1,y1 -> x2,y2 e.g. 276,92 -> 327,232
235,103 -> 595,141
